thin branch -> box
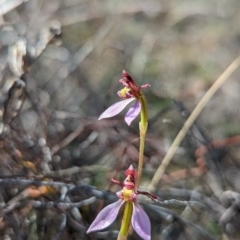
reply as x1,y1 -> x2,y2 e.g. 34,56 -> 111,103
155,198 -> 206,208
0,178 -> 75,188
157,188 -> 225,217
146,203 -> 216,240
148,55 -> 240,191
31,196 -> 96,209
46,165 -> 110,177
50,123 -> 85,155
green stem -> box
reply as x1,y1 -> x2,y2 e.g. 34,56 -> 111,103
140,94 -> 148,126
118,202 -> 133,240
135,94 -> 148,190
117,234 -> 127,240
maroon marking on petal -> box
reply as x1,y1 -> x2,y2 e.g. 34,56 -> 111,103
110,178 -> 124,188
137,190 -> 157,200
125,165 -> 137,178
120,70 -> 140,98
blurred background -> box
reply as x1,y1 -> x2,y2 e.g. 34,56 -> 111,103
1,0 -> 240,239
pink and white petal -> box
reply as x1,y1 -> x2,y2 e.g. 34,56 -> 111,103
98,98 -> 135,120
124,100 -> 141,126
87,200 -> 125,234
132,202 -> 151,240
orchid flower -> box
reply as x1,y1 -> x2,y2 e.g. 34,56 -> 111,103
98,70 -> 150,125
87,165 -> 155,240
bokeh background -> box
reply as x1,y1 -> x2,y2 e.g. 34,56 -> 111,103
1,0 -> 240,239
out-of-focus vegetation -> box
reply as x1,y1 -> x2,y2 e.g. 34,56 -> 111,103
1,0 -> 240,239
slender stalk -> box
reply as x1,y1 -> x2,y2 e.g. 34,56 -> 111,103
117,234 -> 127,240
117,202 -> 133,240
140,94 -> 148,125
117,92 -> 149,240
135,94 -> 148,190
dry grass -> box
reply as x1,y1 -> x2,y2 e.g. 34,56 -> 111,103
0,0 -> 240,239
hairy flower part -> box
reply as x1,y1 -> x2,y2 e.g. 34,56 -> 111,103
87,165 -> 151,240
98,70 -> 150,125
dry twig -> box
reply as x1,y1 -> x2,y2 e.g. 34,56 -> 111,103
148,55 -> 240,191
